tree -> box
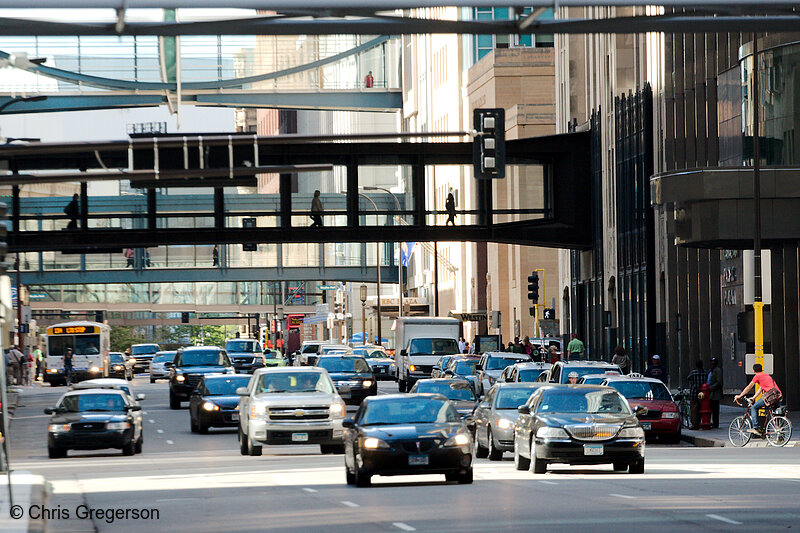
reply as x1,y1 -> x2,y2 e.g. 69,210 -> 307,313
110,326 -> 148,352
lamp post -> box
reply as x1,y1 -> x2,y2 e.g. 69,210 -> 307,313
360,284 -> 367,345
752,33 -> 764,369
362,186 -> 405,318
351,192 -> 383,346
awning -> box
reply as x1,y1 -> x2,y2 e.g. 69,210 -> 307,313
449,310 -> 487,322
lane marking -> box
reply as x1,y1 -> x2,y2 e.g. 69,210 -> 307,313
392,523 -> 416,532
157,429 -> 164,434
610,494 -> 636,499
302,488 -> 318,493
142,411 -> 148,415
156,498 -> 202,502
538,480 -> 558,485
706,514 -> 743,525
149,419 -> 155,424
340,501 -> 359,508
166,440 -> 174,445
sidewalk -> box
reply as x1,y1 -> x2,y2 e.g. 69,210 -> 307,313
681,403 -> 800,447
0,471 -> 48,533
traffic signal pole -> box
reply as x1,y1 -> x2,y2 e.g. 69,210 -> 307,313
752,32 -> 764,368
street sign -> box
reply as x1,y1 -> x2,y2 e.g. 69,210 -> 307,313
745,353 -> 773,375
318,285 -> 339,290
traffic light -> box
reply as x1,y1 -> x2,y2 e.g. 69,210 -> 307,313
181,312 -> 190,324
0,202 -> 7,275
472,108 -> 506,179
527,271 -> 540,304
95,310 -> 104,323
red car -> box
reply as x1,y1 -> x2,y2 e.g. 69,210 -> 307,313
601,374 -> 681,443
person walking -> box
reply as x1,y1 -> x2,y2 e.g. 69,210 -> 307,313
8,345 -> 23,385
64,193 -> 80,230
687,360 -> 706,430
124,248 -> 134,268
310,190 -> 323,227
364,70 -> 374,88
707,357 -> 723,429
212,245 -> 219,266
549,345 -> 560,364
643,354 -> 669,385
458,337 -> 466,354
566,333 -> 585,361
63,347 -> 74,386
445,189 -> 456,226
33,346 -> 43,381
611,345 -> 631,374
735,363 -> 783,436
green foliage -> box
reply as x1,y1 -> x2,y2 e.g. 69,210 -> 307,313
110,326 -> 147,352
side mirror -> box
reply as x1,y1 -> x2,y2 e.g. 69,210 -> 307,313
190,389 -> 201,396
517,405 -> 530,415
165,362 -> 174,368
342,418 -> 355,429
236,387 -> 249,396
444,370 -> 454,376
44,407 -> 55,415
634,405 -> 647,417
128,405 -> 142,412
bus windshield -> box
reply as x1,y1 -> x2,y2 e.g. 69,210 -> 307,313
48,335 -> 101,356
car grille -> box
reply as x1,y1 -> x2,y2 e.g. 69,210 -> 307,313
335,381 -> 359,387
71,422 -> 107,432
565,423 -> 621,441
267,429 -> 332,443
637,409 -> 661,420
183,374 -> 203,388
412,365 -> 433,374
268,407 -> 329,421
399,439 -> 440,453
234,357 -> 256,365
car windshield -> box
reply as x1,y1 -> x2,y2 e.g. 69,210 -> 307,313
132,345 -> 159,355
358,350 -> 387,359
495,388 -> 537,409
264,350 -> 281,358
204,376 -> 252,395
109,354 -> 124,363
537,389 -> 631,415
176,349 -> 228,367
453,360 -> 478,375
408,338 -> 460,356
317,357 -> 371,373
301,345 -> 319,353
322,346 -> 351,355
414,381 -> 476,401
255,372 -> 335,394
518,369 -> 546,382
360,398 -> 461,425
608,381 -> 673,401
153,353 -> 175,363
225,341 -> 261,353
581,377 -> 606,385
60,393 -> 126,412
559,367 -> 616,383
486,357 -> 524,371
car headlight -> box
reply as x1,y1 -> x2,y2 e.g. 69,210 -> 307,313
48,424 -> 70,433
444,433 -> 471,447
329,402 -> 346,418
113,365 -> 124,370
175,375 -> 185,382
250,403 -> 267,418
202,401 -> 219,412
662,411 -> 680,419
496,418 -> 514,429
90,366 -> 100,373
47,368 -> 58,374
619,427 -> 645,438
409,365 -> 416,372
362,437 -> 390,449
106,422 -> 131,431
536,427 -> 569,439
362,380 -> 374,388
130,358 -> 137,364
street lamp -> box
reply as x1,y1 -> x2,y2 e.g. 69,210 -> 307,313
362,186 -> 405,318
347,191 -> 383,346
360,284 -> 367,345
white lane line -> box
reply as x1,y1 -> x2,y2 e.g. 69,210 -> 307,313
149,419 -> 155,424
142,411 -> 148,415
340,501 -> 360,508
157,429 -> 164,434
166,440 -> 174,445
610,493 -> 636,499
706,514 -> 743,525
156,498 -> 202,502
302,488 -> 318,493
538,480 -> 558,485
392,523 -> 416,532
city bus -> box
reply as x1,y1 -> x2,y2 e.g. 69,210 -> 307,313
43,321 -> 111,386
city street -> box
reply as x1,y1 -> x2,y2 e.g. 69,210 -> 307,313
6,377 -> 800,533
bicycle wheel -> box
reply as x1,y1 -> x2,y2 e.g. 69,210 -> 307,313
765,416 -> 793,447
728,415 -> 752,447
679,400 -> 692,430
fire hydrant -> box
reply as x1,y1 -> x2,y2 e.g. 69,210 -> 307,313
698,382 -> 712,430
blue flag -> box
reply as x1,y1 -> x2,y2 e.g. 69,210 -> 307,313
401,242 -> 416,267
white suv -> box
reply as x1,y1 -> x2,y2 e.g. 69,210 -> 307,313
236,367 -> 346,456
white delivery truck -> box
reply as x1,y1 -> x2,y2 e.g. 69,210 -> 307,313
394,317 -> 461,392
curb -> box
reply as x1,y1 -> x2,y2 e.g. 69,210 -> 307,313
27,478 -> 48,533
681,432 -> 725,447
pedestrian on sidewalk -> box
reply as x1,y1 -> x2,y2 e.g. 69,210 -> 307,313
63,348 -> 74,386
34,346 -> 43,381
611,345 -> 631,374
9,345 -> 24,386
566,333 -> 584,361
687,360 -> 706,430
643,354 -> 669,385
708,357 -> 723,428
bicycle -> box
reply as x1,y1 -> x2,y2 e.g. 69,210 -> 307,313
729,397 -> 793,447
674,388 -> 692,430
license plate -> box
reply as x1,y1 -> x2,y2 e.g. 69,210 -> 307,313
339,385 -> 351,393
292,433 -> 309,442
231,413 -> 239,422
640,422 -> 651,430
408,455 -> 429,466
583,444 -> 603,456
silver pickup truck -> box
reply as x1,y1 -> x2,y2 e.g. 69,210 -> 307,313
236,367 -> 346,456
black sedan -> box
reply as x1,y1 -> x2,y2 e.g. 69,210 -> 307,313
513,385 -> 646,474
45,389 -> 143,458
343,394 -> 473,487
316,355 -> 377,404
189,374 -> 252,433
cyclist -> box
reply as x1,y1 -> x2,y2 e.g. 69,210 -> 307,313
734,363 -> 783,435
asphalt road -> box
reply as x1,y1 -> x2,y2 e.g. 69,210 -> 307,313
8,376 -> 800,533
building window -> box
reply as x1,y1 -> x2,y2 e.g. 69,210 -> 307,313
472,7 -> 555,63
